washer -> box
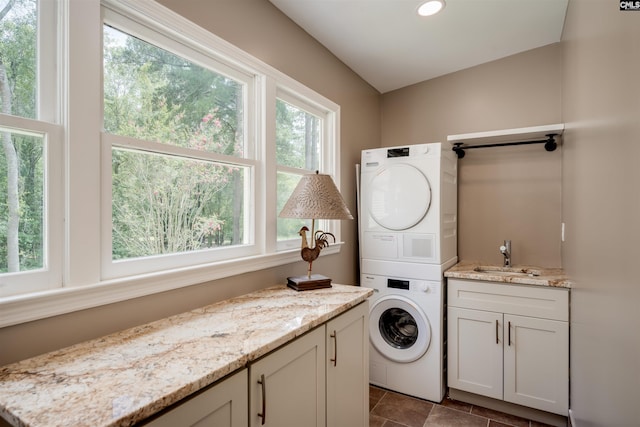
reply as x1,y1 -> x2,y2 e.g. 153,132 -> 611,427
360,143 -> 457,276
363,273 -> 445,403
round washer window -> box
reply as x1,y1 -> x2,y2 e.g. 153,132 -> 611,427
379,307 -> 418,349
369,295 -> 431,363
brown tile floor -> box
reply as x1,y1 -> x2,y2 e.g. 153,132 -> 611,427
369,386 -> 560,427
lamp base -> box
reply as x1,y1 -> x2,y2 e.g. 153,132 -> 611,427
286,274 -> 332,291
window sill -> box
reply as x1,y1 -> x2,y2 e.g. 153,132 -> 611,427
0,244 -> 343,328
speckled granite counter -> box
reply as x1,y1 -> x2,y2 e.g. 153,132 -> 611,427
0,284 -> 373,427
445,261 -> 572,288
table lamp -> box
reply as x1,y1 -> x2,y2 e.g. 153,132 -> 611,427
279,171 -> 353,290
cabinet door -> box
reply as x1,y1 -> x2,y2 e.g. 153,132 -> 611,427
145,369 -> 248,427
326,302 -> 369,427
250,326 -> 326,427
448,306 -> 503,400
504,314 -> 569,415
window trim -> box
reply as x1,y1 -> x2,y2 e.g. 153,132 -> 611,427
0,0 -> 344,327
0,243 -> 343,327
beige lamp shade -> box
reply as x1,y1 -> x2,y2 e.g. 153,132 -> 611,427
279,172 -> 353,220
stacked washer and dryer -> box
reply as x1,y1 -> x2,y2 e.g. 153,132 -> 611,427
359,143 -> 457,403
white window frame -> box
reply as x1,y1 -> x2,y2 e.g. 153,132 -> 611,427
0,0 -> 63,298
0,0 -> 343,328
100,8 -> 260,279
275,89 -> 340,252
101,135 -> 259,279
0,116 -> 63,297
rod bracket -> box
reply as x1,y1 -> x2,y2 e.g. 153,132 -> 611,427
544,133 -> 558,152
452,142 -> 465,159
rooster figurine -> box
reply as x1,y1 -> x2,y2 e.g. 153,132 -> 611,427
298,226 -> 335,278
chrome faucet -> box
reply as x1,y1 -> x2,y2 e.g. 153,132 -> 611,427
499,240 -> 511,267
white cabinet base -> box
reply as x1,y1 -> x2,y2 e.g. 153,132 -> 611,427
449,388 -> 568,427
447,279 -> 569,418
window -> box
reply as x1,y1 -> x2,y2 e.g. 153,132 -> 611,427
0,0 -> 341,322
0,0 -> 61,297
276,94 -> 329,248
101,15 -> 257,277
1,129 -> 44,271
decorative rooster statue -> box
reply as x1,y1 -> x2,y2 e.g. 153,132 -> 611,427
298,226 -> 336,279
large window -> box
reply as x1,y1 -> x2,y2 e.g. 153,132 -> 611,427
101,16 -> 257,277
0,0 -> 341,318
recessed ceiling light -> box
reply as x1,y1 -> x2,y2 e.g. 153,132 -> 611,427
417,0 -> 445,17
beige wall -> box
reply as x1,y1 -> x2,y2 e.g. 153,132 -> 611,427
381,45 -> 563,266
0,0 -> 380,366
561,1 -> 640,425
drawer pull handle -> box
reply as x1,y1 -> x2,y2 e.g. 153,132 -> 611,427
496,320 -> 499,344
257,374 -> 266,425
330,331 -> 338,367
508,321 -> 512,346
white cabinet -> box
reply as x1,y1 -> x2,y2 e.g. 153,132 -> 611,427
448,307 -> 503,400
144,302 -> 369,427
248,301 -> 369,427
447,279 -> 569,415
250,326 -> 326,427
145,369 -> 248,427
326,302 -> 369,427
503,314 -> 569,413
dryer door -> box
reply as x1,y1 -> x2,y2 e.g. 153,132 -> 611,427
369,295 -> 431,363
368,164 -> 431,230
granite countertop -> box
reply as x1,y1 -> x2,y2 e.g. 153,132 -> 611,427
0,284 -> 373,427
445,261 -> 572,288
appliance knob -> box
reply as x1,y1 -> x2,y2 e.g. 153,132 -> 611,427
416,283 -> 429,293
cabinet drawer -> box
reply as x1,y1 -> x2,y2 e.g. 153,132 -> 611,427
448,279 -> 568,321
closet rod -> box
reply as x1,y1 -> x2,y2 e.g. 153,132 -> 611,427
451,133 -> 558,159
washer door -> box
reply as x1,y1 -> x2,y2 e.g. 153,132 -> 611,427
368,164 -> 431,231
369,295 -> 431,363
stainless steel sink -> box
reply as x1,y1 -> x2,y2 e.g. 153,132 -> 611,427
473,266 -> 541,277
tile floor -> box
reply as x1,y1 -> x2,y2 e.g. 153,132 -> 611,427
369,386 -> 561,427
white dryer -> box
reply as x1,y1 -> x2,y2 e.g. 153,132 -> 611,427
363,273 -> 445,402
360,143 -> 457,278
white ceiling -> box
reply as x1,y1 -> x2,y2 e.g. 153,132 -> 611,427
268,0 -> 568,93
